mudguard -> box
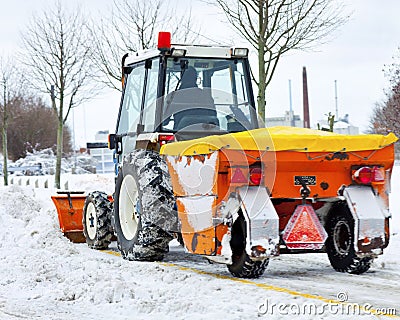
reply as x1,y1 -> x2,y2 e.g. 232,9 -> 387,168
343,185 -> 387,256
237,186 -> 279,259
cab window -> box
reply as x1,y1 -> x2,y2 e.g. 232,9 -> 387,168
117,63 -> 146,156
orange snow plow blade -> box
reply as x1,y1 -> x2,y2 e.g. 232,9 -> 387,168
51,191 -> 86,243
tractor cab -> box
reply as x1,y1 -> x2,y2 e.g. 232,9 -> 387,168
111,32 -> 258,161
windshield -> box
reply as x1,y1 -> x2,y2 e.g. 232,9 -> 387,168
161,57 -> 257,133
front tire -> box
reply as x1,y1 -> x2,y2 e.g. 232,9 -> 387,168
82,191 -> 113,249
325,204 -> 372,274
113,150 -> 177,261
228,216 -> 269,278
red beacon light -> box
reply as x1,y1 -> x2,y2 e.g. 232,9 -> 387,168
158,31 -> 171,51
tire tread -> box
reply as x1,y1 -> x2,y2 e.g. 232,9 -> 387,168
83,191 -> 113,250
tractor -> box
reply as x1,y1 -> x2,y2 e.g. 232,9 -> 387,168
53,32 -> 397,278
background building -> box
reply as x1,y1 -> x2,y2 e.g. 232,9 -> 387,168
265,110 -> 302,127
86,130 -> 114,174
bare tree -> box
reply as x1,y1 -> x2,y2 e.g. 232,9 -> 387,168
370,47 -> 400,147
0,56 -> 20,185
90,0 -> 200,91
4,95 -> 72,161
370,86 -> 400,138
370,97 -> 400,157
0,56 -> 25,186
20,2 -> 97,188
215,0 -> 349,121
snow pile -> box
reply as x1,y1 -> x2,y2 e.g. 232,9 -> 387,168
0,168 -> 399,319
0,182 -> 276,319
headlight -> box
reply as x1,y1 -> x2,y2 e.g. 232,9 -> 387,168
231,48 -> 249,57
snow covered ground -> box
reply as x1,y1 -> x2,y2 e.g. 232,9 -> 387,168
0,167 -> 399,319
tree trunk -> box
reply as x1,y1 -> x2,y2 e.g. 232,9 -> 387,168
55,118 -> 63,189
54,86 -> 63,190
2,87 -> 8,186
257,0 -> 266,124
2,127 -> 8,186
257,41 -> 267,123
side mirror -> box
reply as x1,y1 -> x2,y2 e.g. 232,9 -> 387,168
108,134 -> 116,150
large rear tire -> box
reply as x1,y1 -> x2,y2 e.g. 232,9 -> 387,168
82,191 -> 113,249
325,204 -> 372,274
113,150 -> 177,261
228,216 -> 269,278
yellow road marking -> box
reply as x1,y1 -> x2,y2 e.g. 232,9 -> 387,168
102,250 -> 398,318
103,249 -> 121,257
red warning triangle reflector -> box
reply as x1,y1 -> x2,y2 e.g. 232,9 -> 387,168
282,204 -> 328,250
231,167 -> 247,183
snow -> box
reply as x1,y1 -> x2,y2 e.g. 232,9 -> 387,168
166,151 -> 218,196
178,196 -> 214,232
0,166 -> 399,319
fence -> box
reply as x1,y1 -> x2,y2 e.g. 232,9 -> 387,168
8,176 -> 70,190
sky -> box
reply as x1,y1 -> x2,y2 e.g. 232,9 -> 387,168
1,0 -> 400,147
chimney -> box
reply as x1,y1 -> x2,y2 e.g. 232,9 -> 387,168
302,67 -> 310,128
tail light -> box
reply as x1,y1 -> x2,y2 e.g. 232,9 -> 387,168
158,133 -> 175,146
373,167 -> 385,181
249,167 -> 262,185
352,166 -> 385,185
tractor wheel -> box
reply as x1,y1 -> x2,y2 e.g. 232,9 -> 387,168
228,216 -> 269,278
325,204 -> 372,274
113,150 -> 177,261
82,191 -> 113,249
